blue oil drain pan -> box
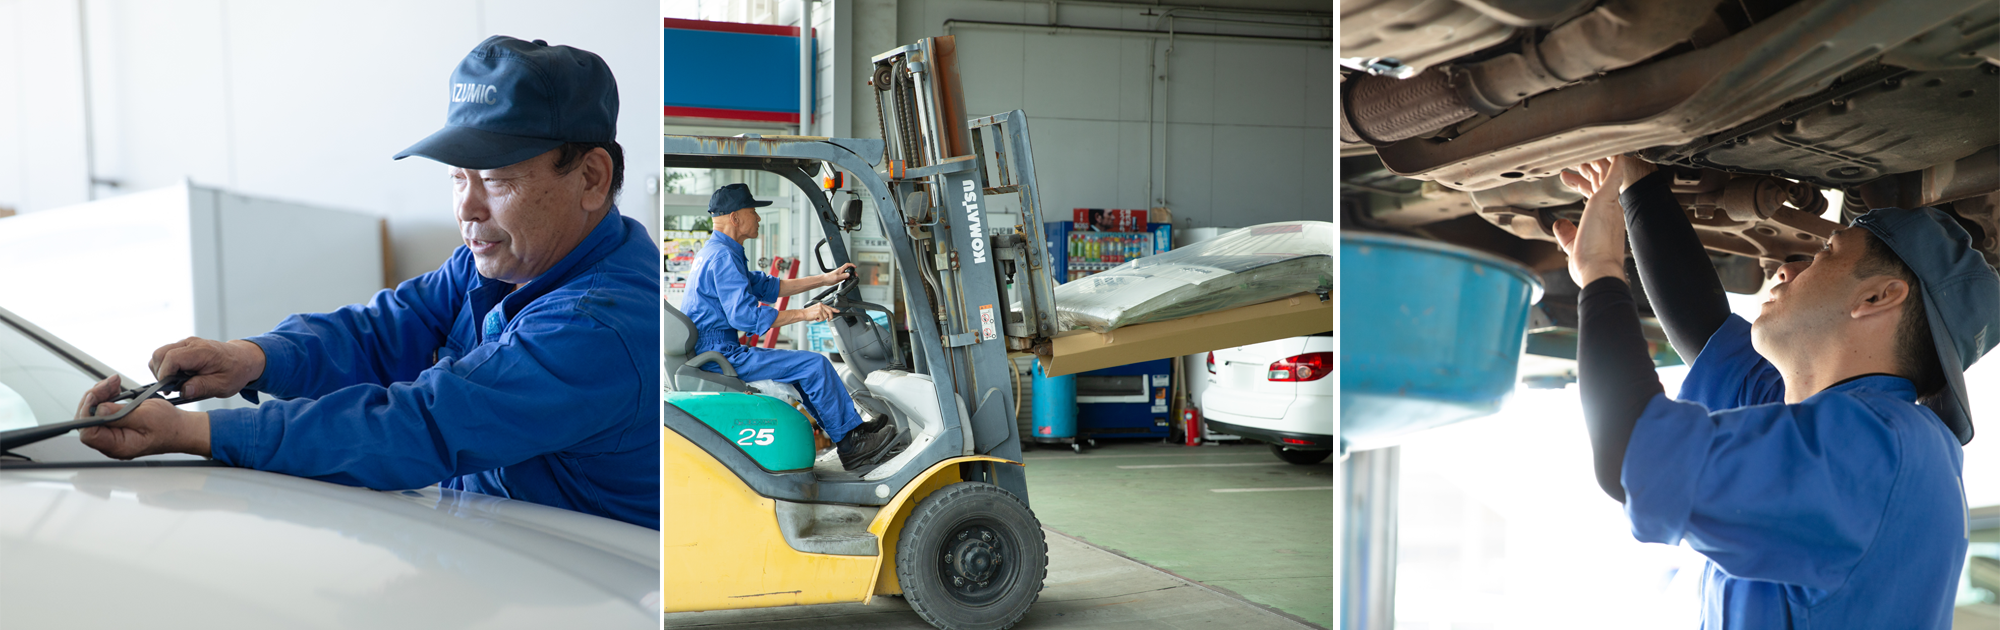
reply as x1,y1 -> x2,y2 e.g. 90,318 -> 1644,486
1340,231 -> 1543,453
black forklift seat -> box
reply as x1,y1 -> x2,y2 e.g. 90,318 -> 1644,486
664,298 -> 750,393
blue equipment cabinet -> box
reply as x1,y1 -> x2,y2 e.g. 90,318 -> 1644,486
1073,358 -> 1174,439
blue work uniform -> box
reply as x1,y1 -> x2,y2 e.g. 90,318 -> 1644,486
1623,314 -> 1968,628
681,231 -> 864,442
206,209 -> 662,530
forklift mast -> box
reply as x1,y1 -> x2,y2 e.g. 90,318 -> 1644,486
662,36 -> 1058,503
866,38 -> 1061,501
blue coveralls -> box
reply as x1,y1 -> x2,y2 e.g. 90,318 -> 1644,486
1623,314 -> 1969,628
206,210 -> 662,530
681,231 -> 865,443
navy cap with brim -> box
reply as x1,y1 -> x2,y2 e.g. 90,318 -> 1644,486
707,183 -> 773,216
396,36 -> 617,170
1852,206 -> 2000,446
394,125 -> 565,170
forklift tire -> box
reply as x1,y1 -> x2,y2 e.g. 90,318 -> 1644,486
896,482 -> 1047,630
1270,444 -> 1331,465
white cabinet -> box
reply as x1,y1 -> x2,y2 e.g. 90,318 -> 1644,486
0,183 -> 385,410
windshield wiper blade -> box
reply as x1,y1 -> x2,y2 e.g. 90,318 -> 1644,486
0,375 -> 202,452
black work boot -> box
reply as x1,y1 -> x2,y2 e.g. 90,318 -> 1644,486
836,423 -> 900,470
853,415 -> 891,435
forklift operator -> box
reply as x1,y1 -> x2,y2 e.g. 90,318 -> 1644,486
68,36 -> 662,530
687,184 -> 901,470
1555,155 -> 1998,628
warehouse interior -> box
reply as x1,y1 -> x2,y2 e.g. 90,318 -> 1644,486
659,0 -> 1334,628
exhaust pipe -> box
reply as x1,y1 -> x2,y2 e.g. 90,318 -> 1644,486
1346,0 -> 1725,145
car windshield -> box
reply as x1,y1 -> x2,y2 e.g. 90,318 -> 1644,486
0,317 -> 105,435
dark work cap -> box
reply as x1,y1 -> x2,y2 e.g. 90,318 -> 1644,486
394,35 -> 619,169
707,184 -> 772,216
1852,206 -> 2000,445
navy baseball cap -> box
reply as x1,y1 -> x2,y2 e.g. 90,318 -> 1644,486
1852,206 -> 2000,445
394,36 -> 619,169
708,184 -> 772,216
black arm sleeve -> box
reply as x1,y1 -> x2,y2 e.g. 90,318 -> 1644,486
1578,277 -> 1667,503
1621,170 -> 1732,361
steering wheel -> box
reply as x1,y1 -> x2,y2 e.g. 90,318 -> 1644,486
807,267 -> 858,307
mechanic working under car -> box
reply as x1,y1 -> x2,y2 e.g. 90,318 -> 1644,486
70,36 -> 661,530
684,183 -> 900,470
1552,154 -> 1999,628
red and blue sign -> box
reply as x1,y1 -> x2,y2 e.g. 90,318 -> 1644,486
664,18 -> 816,124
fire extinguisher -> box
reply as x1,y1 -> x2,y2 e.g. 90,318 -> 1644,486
1182,408 -> 1202,446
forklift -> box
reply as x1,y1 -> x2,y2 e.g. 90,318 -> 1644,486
661,37 -> 1063,630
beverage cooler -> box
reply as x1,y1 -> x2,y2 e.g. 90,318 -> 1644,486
1041,209 -> 1175,441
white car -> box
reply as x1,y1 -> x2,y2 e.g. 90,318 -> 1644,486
0,307 -> 661,629
1201,332 -> 1334,464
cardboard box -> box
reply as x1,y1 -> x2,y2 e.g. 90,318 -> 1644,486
1040,292 -> 1332,377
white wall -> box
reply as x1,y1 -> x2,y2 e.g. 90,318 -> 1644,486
896,0 -> 1333,230
0,0 -> 662,283
678,0 -> 1331,230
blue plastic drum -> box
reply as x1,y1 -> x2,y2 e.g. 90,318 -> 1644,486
1340,232 -> 1543,453
1031,361 -> 1077,442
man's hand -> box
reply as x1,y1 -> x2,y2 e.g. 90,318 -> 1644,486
798,303 -> 838,323
73,375 -> 212,459
820,263 -> 856,288
151,337 -> 265,400
1561,155 -> 1657,198
778,262 -> 859,299
1554,158 -> 1633,287
772,303 -> 841,327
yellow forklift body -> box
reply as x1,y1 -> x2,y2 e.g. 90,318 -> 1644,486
663,426 -> 1015,611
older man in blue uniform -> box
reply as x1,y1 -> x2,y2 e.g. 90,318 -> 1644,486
73,36 -> 661,530
685,184 -> 899,470
1555,155 -> 1998,628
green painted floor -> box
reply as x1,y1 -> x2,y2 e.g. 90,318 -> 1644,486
1021,439 -> 1334,629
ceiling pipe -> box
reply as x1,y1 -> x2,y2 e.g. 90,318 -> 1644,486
941,19 -> 1330,46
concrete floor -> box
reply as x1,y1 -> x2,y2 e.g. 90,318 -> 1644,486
663,439 -> 1332,629
662,527 -> 1316,629
1021,439 -> 1333,628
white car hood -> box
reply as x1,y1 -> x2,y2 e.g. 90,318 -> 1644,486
0,465 -> 659,629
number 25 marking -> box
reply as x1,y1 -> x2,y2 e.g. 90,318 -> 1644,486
736,428 -> 776,446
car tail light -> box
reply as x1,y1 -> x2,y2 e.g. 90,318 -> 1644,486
1281,437 -> 1313,446
1206,352 -> 1215,374
1267,352 -> 1332,382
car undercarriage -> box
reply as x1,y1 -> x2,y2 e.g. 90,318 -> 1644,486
1340,0 -> 1998,366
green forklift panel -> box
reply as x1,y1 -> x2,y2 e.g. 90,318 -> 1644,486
668,392 -> 818,473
